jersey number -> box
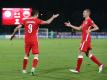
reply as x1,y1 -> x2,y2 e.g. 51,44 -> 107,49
28,24 -> 33,33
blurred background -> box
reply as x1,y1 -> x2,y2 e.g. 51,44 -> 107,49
0,0 -> 107,38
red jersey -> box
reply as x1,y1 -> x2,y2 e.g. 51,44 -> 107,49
81,18 -> 94,42
22,17 -> 43,42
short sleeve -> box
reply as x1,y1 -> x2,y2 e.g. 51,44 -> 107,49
37,18 -> 44,25
80,21 -> 84,28
87,19 -> 94,26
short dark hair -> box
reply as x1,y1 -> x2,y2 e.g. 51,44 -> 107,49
32,10 -> 39,16
84,9 -> 91,14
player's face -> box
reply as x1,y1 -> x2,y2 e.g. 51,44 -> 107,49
83,10 -> 90,18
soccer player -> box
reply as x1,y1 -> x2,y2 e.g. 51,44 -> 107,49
10,10 -> 59,75
65,9 -> 103,73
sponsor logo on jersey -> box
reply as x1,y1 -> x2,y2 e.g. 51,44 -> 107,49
26,21 -> 35,24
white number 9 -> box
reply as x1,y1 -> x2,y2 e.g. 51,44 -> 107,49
28,24 -> 32,33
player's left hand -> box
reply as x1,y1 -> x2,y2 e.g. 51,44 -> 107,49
52,14 -> 59,18
86,30 -> 91,34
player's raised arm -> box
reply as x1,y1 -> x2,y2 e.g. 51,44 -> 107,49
41,14 -> 59,25
64,21 -> 81,31
10,24 -> 23,40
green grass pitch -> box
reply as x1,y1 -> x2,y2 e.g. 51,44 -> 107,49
0,39 -> 107,80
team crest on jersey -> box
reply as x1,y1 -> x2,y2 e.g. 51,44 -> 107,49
92,20 -> 94,24
84,21 -> 87,24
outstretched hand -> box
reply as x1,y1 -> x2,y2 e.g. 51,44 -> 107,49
64,21 -> 71,27
52,14 -> 59,18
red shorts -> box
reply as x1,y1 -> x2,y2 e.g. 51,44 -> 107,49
25,40 -> 39,55
80,41 -> 92,52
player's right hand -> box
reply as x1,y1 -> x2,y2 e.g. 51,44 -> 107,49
64,21 -> 71,27
52,14 -> 59,18
10,35 -> 15,40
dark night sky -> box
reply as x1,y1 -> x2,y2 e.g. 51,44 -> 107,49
0,0 -> 107,34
